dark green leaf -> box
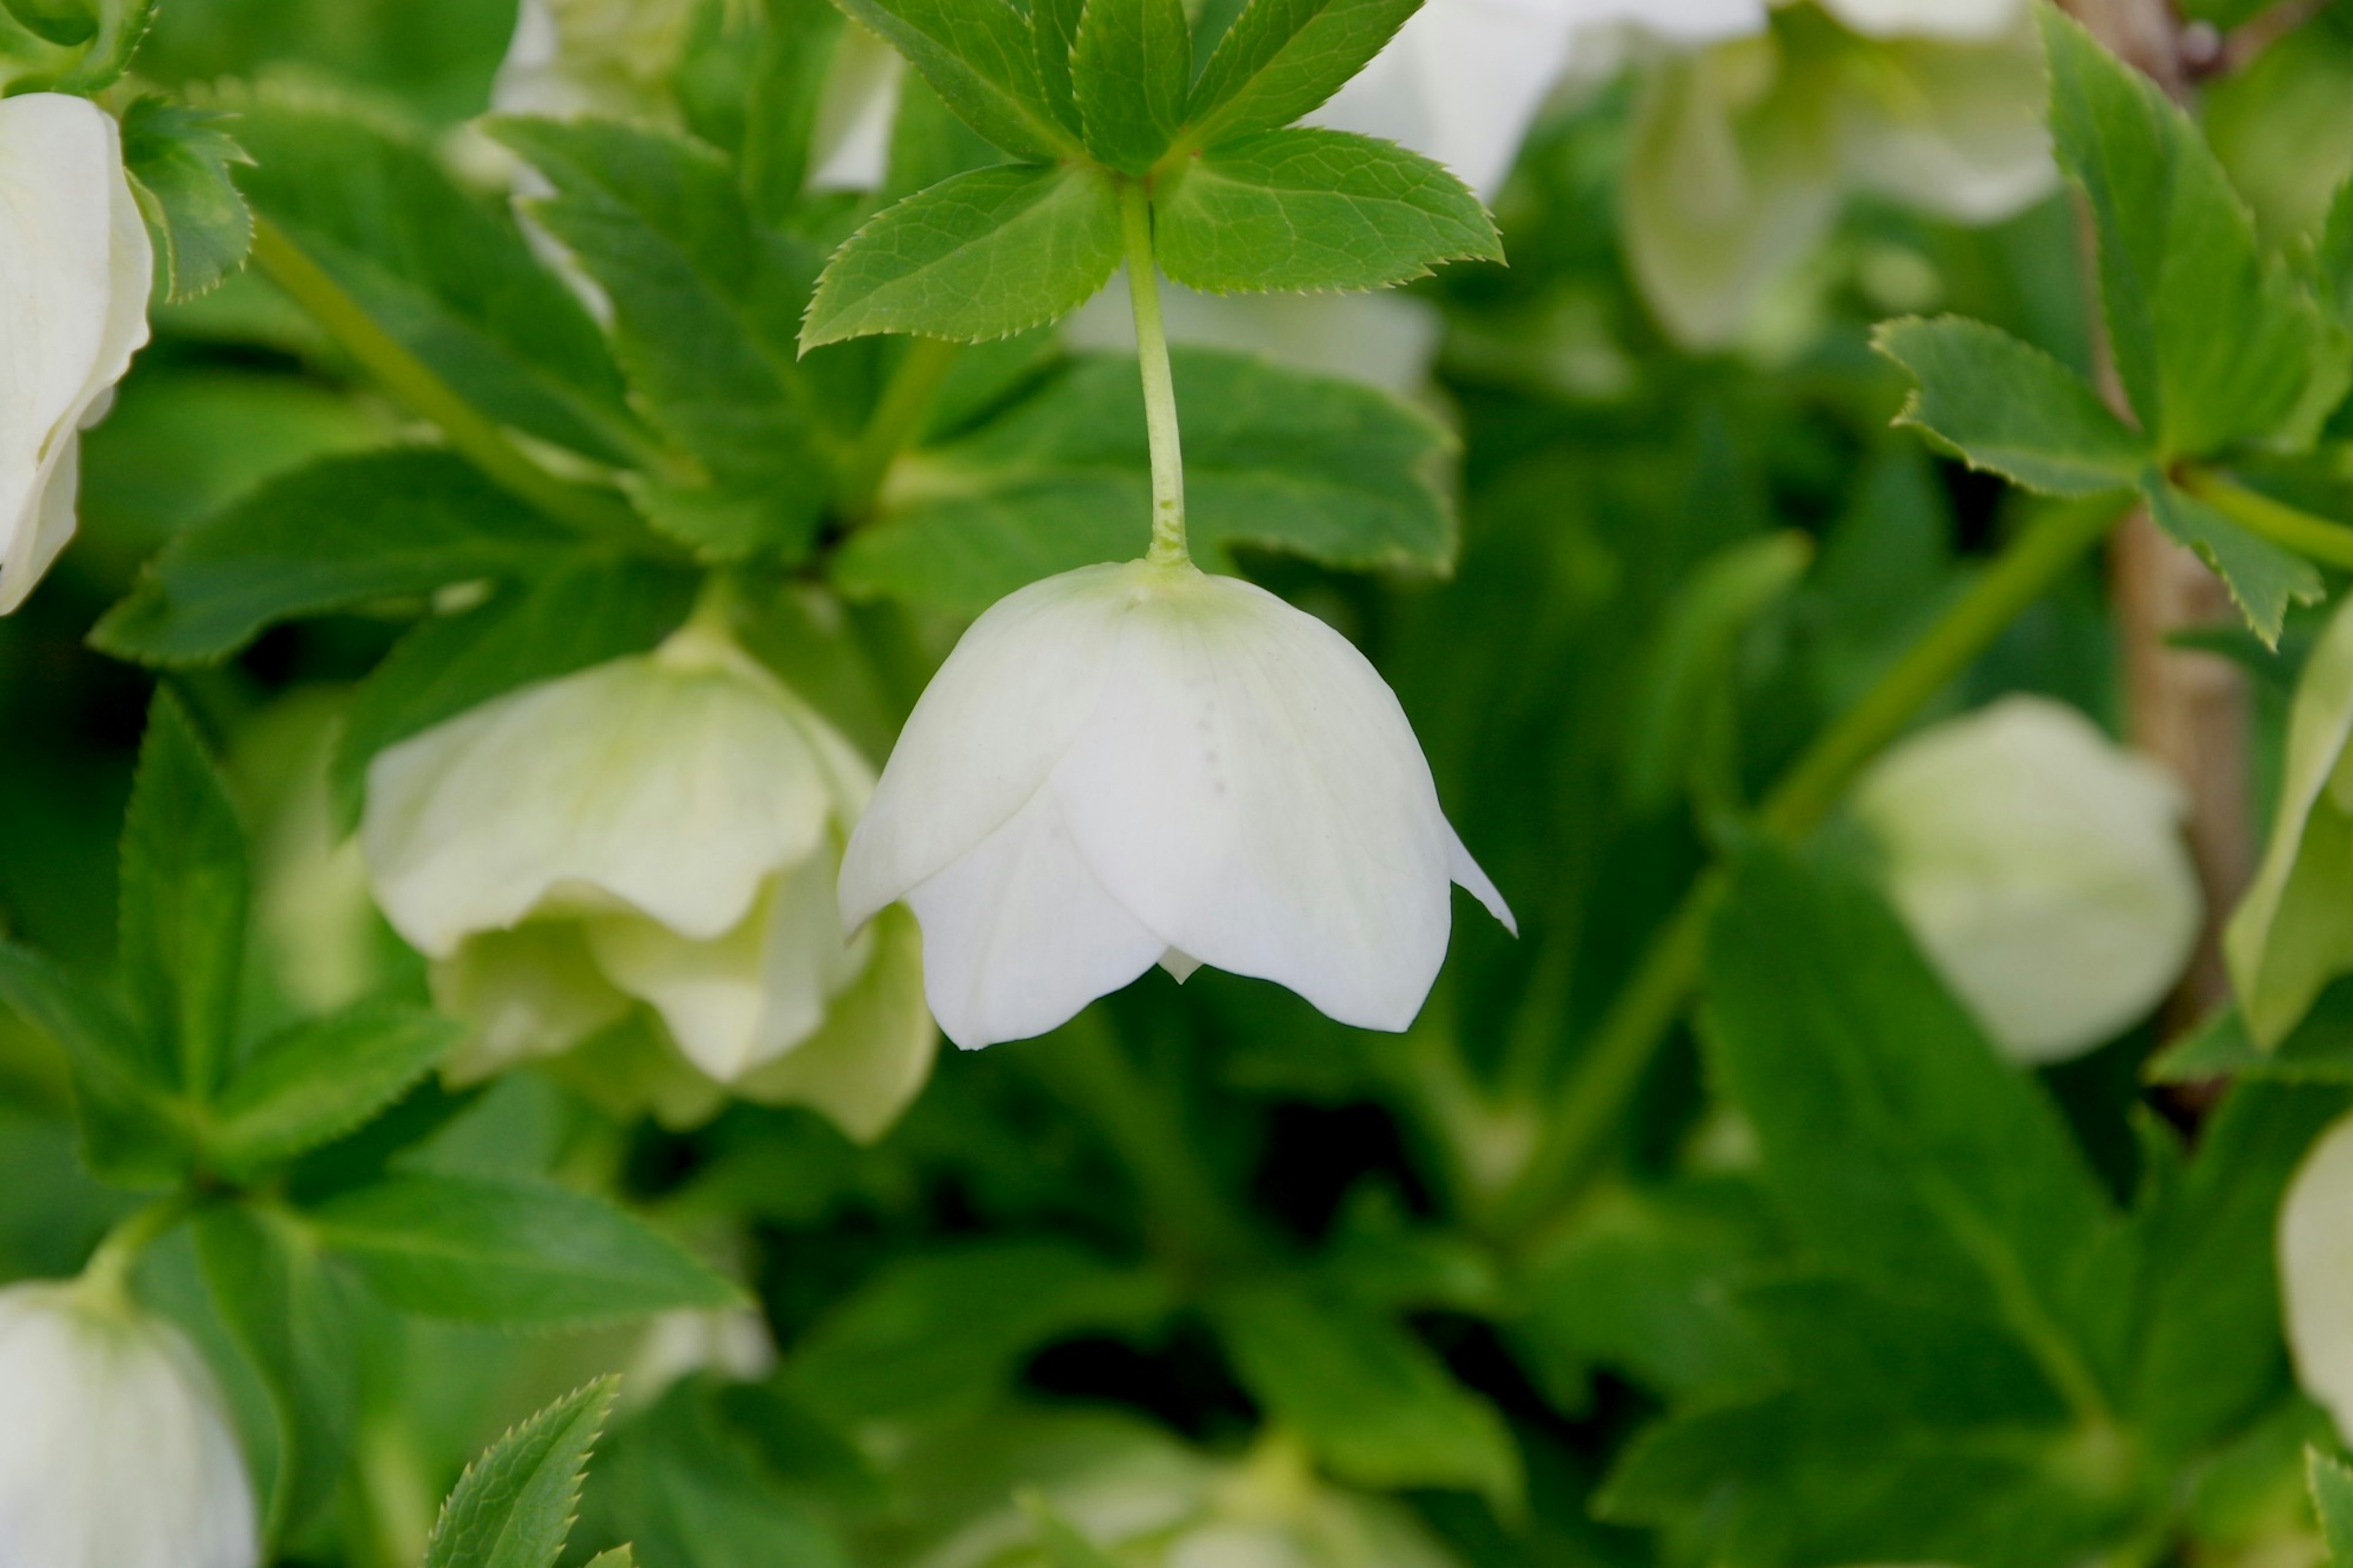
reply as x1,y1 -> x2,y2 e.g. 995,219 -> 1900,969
0,942 -> 188,1187
1156,128 -> 1498,294
735,0 -> 849,222
0,0 -> 93,45
119,98 -> 252,300
235,105 -> 641,465
586,1384 -> 852,1568
802,162 -> 1125,348
824,0 -> 1083,160
425,1377 -> 619,1568
205,999 -> 460,1176
308,1175 -> 740,1327
93,451 -> 574,666
1071,0 -> 1189,173
1875,316 -> 2147,497
1213,1279 -> 1523,1513
2320,179 -> 2353,326
194,1203 -> 359,1539
835,347 -> 1455,610
1183,0 -> 1421,146
119,689 -> 247,1103
2148,988 -> 2353,1085
2148,477 -> 2323,650
1033,0 -> 1086,132
2315,1449 -> 2353,1566
1738,1274 -> 2070,1427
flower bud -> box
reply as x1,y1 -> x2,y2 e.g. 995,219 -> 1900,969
0,1281 -> 259,1568
363,622 -> 934,1140
1848,695 -> 2202,1064
0,93 -> 153,613
2281,1112 -> 2353,1442
839,559 -> 1514,1051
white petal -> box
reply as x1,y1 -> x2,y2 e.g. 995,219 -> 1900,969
431,923 -> 632,1082
1838,31 -> 2056,225
365,648 -> 835,956
807,25 -> 903,192
0,1285 -> 259,1568
906,787 -> 1167,1050
737,903 -> 939,1140
841,564 -> 1138,929
1,430 -> 81,615
1817,0 -> 2027,42
1447,824 -> 1517,936
1051,569 -> 1469,1032
2283,1113 -> 2353,1444
1161,949 -> 1203,983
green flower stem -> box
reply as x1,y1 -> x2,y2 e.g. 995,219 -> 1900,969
1493,494 -> 2129,1244
1120,180 -> 1189,566
837,335 -> 964,519
248,218 -> 661,552
2178,466 -> 2353,571
76,1194 -> 195,1307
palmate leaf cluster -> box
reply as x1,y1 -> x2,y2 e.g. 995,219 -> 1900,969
10,0 -> 2353,1566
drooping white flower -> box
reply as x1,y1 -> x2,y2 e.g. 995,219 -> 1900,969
1848,695 -> 2202,1065
839,559 -> 1514,1052
2281,1112 -> 2353,1443
363,619 -> 936,1140
0,93 -> 153,613
0,1282 -> 259,1568
1810,0 -> 2027,44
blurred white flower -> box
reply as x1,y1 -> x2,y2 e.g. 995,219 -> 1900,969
839,559 -> 1513,1051
1064,277 -> 1444,399
625,1305 -> 777,1407
0,93 -> 153,614
0,1281 -> 258,1568
1809,0 -> 2026,44
1849,695 -> 2202,1065
363,619 -> 935,1140
2281,1112 -> 2353,1443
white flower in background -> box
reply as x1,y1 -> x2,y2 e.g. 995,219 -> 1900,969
0,1281 -> 258,1568
624,1305 -> 777,1407
2281,1112 -> 2353,1443
0,93 -> 153,614
363,620 -> 935,1140
1849,695 -> 2202,1065
1811,0 -> 2024,44
839,559 -> 1514,1051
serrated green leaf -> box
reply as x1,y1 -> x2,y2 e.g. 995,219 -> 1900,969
308,1174 -> 739,1327
205,1000 -> 460,1176
1213,1278 -> 1523,1513
802,162 -> 1124,348
119,98 -> 252,300
585,1384 -> 853,1568
2149,988 -> 2353,1086
1875,316 -> 2146,497
0,941 -> 189,1187
93,451 -> 575,667
583,1551 -> 636,1568
826,0 -> 1083,161
120,689 -> 248,1104
1072,0 -> 1189,173
2042,7 -> 2340,458
1183,0 -> 1421,147
733,0 -> 849,222
1033,0 -> 1086,132
235,105 -> 641,466
425,1377 -> 619,1568
194,1203 -> 360,1540
489,115 -> 837,555
836,347 -> 1454,610
1154,127 -> 1498,294
2147,477 -> 2323,650
2315,1449 -> 2353,1565
1737,1274 -> 2071,1426
329,560 -> 697,831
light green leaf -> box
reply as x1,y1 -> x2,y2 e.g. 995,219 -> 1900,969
0,942 -> 188,1187
2149,990 -> 2353,1085
308,1175 -> 740,1327
119,689 -> 248,1104
1033,0 -> 1086,133
2315,1449 -> 2353,1566
583,1551 -> 637,1568
802,162 -> 1124,347
1154,128 -> 1499,294
1213,1278 -> 1523,1514
2147,477 -> 2323,650
1874,317 -> 2147,498
234,105 -> 641,466
194,1203 -> 360,1540
1017,1490 -> 1124,1568
0,0 -> 93,45
1072,0 -> 1189,173
2321,178 -> 2353,326
205,1000 -> 460,1176
825,0 -> 1083,161
835,347 -> 1454,610
1183,0 -> 1422,148
93,451 -> 574,667
119,98 -> 252,301
425,1378 -> 619,1568
2042,7 -> 2341,458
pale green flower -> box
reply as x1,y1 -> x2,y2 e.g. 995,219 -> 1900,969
2281,1111 -> 2353,1442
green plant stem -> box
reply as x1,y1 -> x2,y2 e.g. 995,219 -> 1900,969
1120,181 -> 1189,566
838,336 -> 964,518
2178,466 -> 2353,571
248,218 -> 655,550
1493,495 -> 2129,1244
77,1194 -> 194,1306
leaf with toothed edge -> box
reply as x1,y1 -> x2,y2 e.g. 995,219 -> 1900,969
424,1378 -> 620,1568
2146,477 -> 2322,651
1873,317 -> 2146,498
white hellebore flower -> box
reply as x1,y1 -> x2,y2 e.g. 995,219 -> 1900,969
1848,695 -> 2202,1064
2283,1113 -> 2353,1444
0,93 -> 153,613
840,559 -> 1514,1051
0,1281 -> 259,1568
363,621 -> 934,1140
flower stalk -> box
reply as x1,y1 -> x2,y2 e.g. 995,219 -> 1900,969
1120,180 -> 1190,567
